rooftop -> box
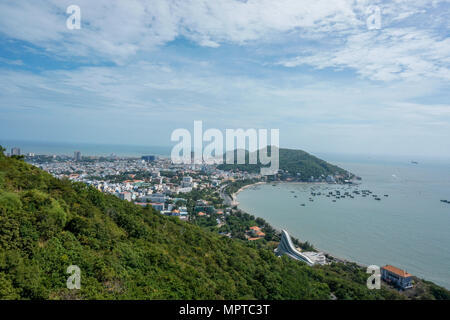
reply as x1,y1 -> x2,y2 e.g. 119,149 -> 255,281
382,265 -> 412,278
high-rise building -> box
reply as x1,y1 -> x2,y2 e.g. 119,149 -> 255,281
141,155 -> 155,162
11,147 -> 20,156
74,151 -> 82,161
182,176 -> 193,187
117,192 -> 132,202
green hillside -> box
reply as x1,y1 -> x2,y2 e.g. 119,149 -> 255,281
0,149 -> 413,300
217,148 -> 351,180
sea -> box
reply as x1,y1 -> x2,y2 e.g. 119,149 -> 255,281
0,139 -> 171,157
237,156 -> 450,289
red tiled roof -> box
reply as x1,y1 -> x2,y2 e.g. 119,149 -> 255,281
382,265 -> 412,278
134,202 -> 148,206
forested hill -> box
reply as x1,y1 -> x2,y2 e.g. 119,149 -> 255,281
0,149 -> 407,299
217,148 -> 352,180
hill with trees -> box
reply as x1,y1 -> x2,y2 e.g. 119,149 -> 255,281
217,148 -> 352,181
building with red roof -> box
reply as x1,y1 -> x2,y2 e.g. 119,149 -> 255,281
381,265 -> 413,290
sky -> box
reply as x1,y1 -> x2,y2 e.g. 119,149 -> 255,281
0,0 -> 450,158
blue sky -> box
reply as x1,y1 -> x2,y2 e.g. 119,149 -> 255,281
1,0 -> 450,158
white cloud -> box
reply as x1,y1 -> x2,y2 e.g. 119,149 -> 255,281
0,57 -> 24,66
0,0 -> 448,80
0,1 -> 384,58
1,59 -> 448,126
279,27 -> 450,81
1,57 -> 449,155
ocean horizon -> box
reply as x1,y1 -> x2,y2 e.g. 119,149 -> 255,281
0,139 -> 172,157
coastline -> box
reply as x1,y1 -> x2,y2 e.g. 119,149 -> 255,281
231,181 -> 266,205
233,181 -> 366,267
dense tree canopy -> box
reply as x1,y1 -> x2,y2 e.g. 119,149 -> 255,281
217,148 -> 350,180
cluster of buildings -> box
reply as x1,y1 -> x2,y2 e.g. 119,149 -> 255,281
270,170 -> 358,185
25,151 -> 260,223
274,231 -> 416,289
194,199 -> 228,227
247,226 -> 266,241
5,147 -> 34,157
11,147 -> 21,156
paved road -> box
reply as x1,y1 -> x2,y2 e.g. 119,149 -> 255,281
219,184 -> 238,207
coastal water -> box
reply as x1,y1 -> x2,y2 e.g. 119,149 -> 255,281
0,139 -> 171,157
237,160 -> 450,289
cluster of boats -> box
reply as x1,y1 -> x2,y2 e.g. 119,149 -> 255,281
288,186 -> 390,206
